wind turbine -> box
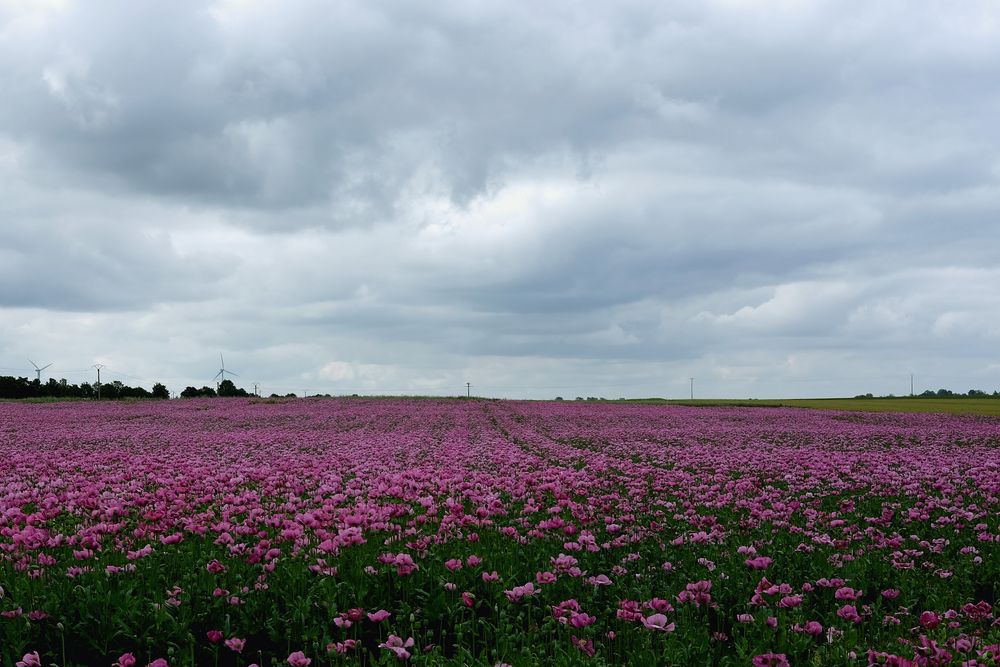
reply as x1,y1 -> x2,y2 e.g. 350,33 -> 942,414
214,353 -> 239,392
28,359 -> 53,383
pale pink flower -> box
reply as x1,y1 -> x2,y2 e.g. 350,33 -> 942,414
379,635 -> 415,660
642,613 -> 676,632
286,652 -> 311,667
504,582 -> 537,602
367,609 -> 391,622
224,637 -> 245,653
16,653 -> 41,667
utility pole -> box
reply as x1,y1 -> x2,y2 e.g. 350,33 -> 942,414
253,383 -> 259,397
93,364 -> 105,400
690,377 -> 694,400
466,382 -> 471,398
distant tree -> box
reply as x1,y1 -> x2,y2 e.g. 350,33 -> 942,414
217,379 -> 250,397
554,396 -> 563,401
180,386 -> 217,398
968,389 -> 987,397
152,383 -> 170,399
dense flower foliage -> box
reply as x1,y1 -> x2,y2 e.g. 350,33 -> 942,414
1,398 -> 998,665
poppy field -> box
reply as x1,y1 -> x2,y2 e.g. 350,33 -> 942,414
1,398 -> 998,666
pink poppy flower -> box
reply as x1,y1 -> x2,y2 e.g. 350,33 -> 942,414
919,611 -> 940,629
367,609 -> 391,622
642,613 -> 676,632
224,637 -> 245,653
571,636 -> 595,657
379,635 -> 415,660
647,598 -> 673,613
745,556 -> 773,570
535,571 -> 557,584
803,620 -> 823,637
834,586 -> 861,601
752,653 -> 789,667
286,652 -> 311,667
116,654 -> 137,667
206,630 -> 223,643
504,582 -> 536,602
16,653 -> 41,667
837,605 -> 862,624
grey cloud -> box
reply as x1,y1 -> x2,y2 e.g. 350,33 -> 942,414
1,1 -> 1000,397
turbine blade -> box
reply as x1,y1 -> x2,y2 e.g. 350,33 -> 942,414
28,359 -> 38,369
227,370 -> 239,377
41,364 -> 53,371
214,371 -> 223,381
220,353 -> 225,368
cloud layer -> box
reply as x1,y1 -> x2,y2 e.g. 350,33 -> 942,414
2,0 -> 999,398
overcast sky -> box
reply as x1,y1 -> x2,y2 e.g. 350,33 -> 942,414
1,0 -> 999,399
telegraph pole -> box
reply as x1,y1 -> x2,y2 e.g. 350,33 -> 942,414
466,382 -> 471,398
93,364 -> 105,400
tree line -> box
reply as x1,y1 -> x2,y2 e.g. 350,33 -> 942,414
0,375 -> 169,400
0,376 -> 256,400
854,389 -> 1000,399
